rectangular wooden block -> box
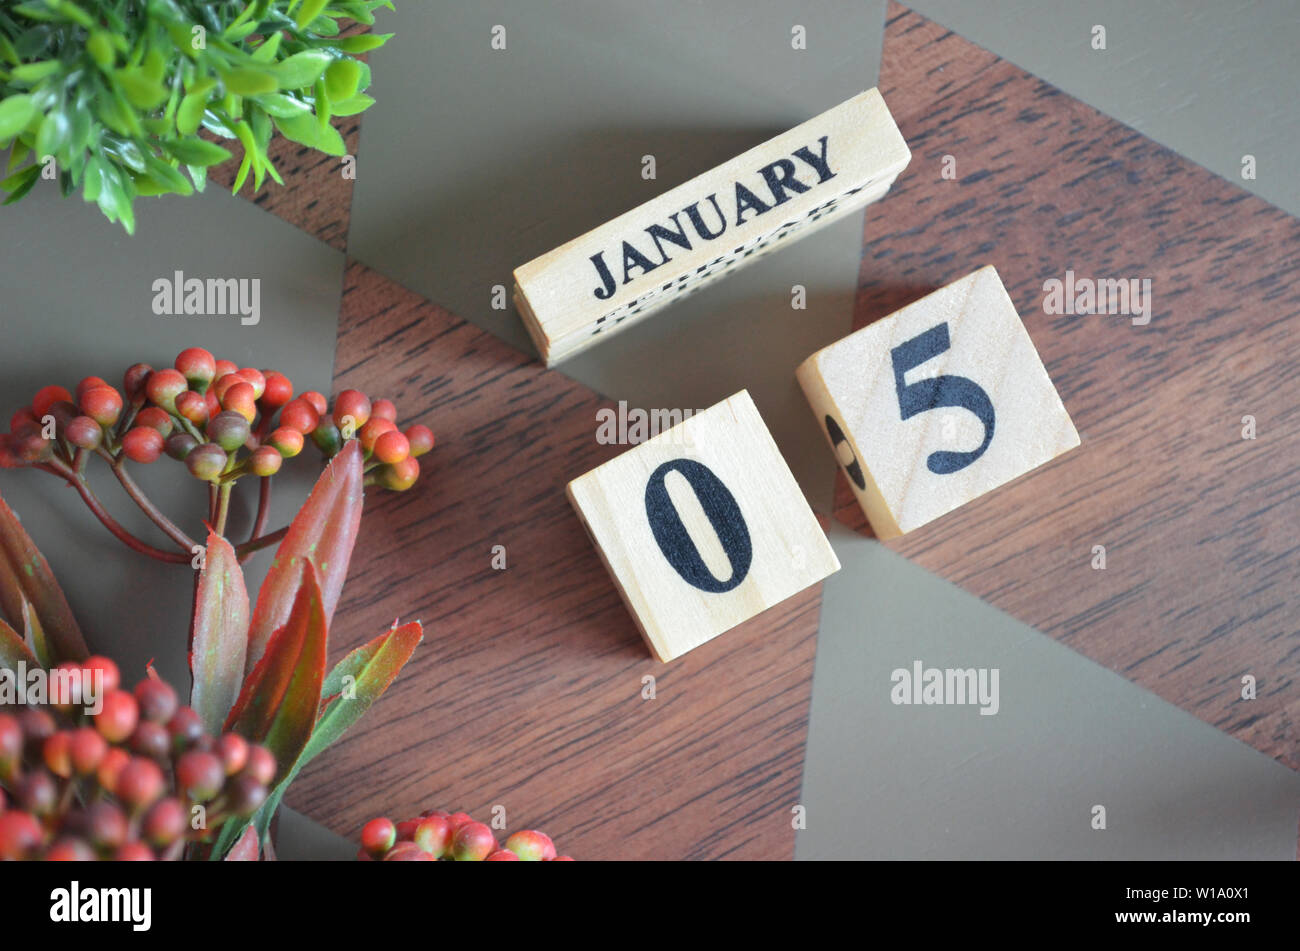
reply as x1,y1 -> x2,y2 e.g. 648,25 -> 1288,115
796,265 -> 1080,539
567,390 -> 840,662
515,88 -> 911,365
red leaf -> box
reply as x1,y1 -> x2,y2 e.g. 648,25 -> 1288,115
245,440 -> 362,674
0,490 -> 87,663
223,823 -> 260,861
224,562 -> 328,781
0,616 -> 38,669
190,531 -> 250,734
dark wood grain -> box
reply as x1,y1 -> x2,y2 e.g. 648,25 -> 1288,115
835,4 -> 1300,769
283,263 -> 823,858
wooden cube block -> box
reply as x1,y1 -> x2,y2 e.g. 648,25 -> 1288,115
796,265 -> 1079,539
567,391 -> 840,662
515,88 -> 911,365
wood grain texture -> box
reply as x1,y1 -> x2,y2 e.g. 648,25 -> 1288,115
800,264 -> 1078,538
283,263 -> 824,858
568,390 -> 839,661
837,4 -> 1300,769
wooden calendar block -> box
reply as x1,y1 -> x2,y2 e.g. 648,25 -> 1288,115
567,391 -> 840,662
796,265 -> 1080,539
515,88 -> 911,365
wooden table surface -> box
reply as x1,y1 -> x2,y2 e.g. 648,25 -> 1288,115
218,3 -> 1299,857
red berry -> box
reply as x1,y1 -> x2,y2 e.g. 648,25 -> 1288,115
69,726 -> 108,774
65,416 -> 102,450
301,391 -> 328,416
204,388 -> 220,419
373,430 -> 410,464
451,821 -> 496,861
412,815 -> 452,858
175,389 -> 209,425
79,385 -> 123,427
134,677 -> 178,723
278,398 -> 319,435
214,359 -> 238,379
50,660 -> 86,710
405,424 -> 435,457
361,818 -> 397,858
166,432 -> 198,461
75,376 -> 109,403
96,747 -> 130,791
15,771 -> 57,816
370,399 -> 397,422
0,713 -> 21,769
446,811 -> 473,836
146,368 -> 188,413
266,427 -> 304,458
142,797 -> 186,847
129,721 -> 171,759
215,733 -> 248,775
221,381 -> 257,423
0,811 -> 43,860
552,855 -> 575,861
82,655 -> 120,693
176,751 -> 224,802
32,385 -> 73,420
249,445 -> 282,477
358,417 -> 396,453
114,757 -> 165,810
166,707 -> 205,753
244,744 -> 276,785
260,371 -> 293,409
384,843 -> 435,861
226,774 -> 267,814
208,411 -> 251,453
503,829 -> 556,861
86,801 -> 128,850
93,689 -> 139,743
332,390 -> 371,431
115,842 -> 154,861
485,848 -> 521,861
121,426 -> 164,464
377,456 -> 419,491
134,406 -> 174,437
235,368 -> 266,400
43,731 -> 73,777
123,363 -> 153,404
185,443 -> 227,482
175,348 -> 217,389
395,818 -> 422,842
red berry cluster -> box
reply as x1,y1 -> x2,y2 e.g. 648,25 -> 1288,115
0,348 -> 434,490
357,810 -> 573,862
0,657 -> 272,861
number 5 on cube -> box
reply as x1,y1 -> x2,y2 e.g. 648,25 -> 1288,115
567,391 -> 840,662
797,265 -> 1079,539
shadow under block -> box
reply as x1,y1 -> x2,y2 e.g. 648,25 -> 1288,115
567,391 -> 839,662
797,265 -> 1079,538
514,88 -> 911,365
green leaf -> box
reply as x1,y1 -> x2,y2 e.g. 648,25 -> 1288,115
224,561 -> 328,783
252,92 -> 311,120
176,90 -> 209,136
295,0 -> 330,29
0,164 -> 40,204
114,69 -> 168,110
0,490 -> 87,662
159,137 -> 231,167
335,33 -> 392,54
190,532 -> 250,734
187,163 -> 206,192
0,95 -> 37,141
0,616 -> 38,671
244,442 -> 362,675
33,109 -> 69,161
221,68 -> 279,97
328,94 -> 374,117
323,59 -> 361,103
9,61 -> 61,84
20,596 -> 50,669
274,50 -> 331,90
250,32 -> 282,63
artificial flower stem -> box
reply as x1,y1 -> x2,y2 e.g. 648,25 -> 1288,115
235,524 -> 289,558
97,450 -> 199,553
214,482 -> 233,537
58,469 -> 190,564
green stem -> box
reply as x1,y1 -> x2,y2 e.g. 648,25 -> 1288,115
214,482 -> 233,537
